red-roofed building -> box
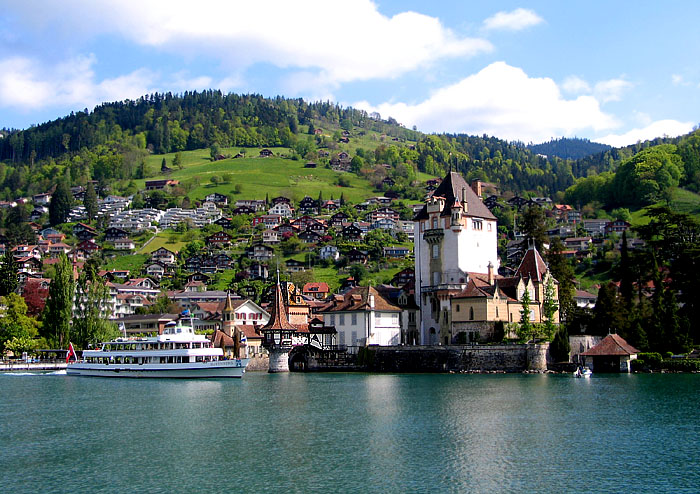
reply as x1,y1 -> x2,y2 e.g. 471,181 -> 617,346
302,282 -> 330,300
581,334 -> 639,372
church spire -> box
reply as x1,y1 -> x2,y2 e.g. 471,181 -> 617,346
262,282 -> 296,331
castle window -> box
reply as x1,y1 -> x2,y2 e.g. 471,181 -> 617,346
469,307 -> 474,320
472,220 -> 483,230
456,304 -> 460,312
487,222 -> 492,231
496,307 -> 499,318
432,244 -> 439,259
432,218 -> 438,229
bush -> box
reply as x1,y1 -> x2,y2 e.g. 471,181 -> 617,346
638,352 -> 663,369
661,359 -> 700,372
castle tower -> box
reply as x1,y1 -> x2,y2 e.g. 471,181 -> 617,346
414,172 -> 499,345
261,281 -> 296,372
222,291 -> 245,358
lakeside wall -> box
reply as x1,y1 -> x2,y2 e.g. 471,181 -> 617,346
364,344 -> 550,373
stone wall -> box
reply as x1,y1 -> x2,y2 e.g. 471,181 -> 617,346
569,335 -> 602,363
245,354 -> 269,372
367,344 -> 549,373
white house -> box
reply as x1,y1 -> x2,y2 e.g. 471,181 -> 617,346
319,245 -> 340,261
320,286 -> 401,351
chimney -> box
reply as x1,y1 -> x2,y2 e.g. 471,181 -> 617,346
461,187 -> 468,213
471,180 -> 482,198
369,294 -> 375,309
487,261 -> 494,285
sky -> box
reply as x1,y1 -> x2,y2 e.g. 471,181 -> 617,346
1,0 -> 699,146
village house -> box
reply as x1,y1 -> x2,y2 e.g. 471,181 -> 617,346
269,202 -> 294,218
205,192 -> 229,206
214,217 -> 233,229
262,229 -> 279,244
383,246 -> 411,259
150,247 -> 178,265
206,231 -> 233,248
285,259 -> 306,273
145,179 -> 179,190
252,214 -> 282,229
302,282 -> 330,300
346,248 -> 369,264
605,219 -> 631,235
298,196 -> 319,215
319,245 -> 340,261
320,286 -> 401,349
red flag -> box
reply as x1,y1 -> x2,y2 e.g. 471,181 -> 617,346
66,342 -> 77,363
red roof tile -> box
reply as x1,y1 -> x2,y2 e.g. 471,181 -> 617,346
581,334 -> 639,356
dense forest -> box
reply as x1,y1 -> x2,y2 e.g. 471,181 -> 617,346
527,137 -> 611,160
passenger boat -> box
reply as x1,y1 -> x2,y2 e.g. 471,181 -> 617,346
66,318 -> 248,378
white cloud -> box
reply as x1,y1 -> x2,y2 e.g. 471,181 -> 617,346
355,62 -> 618,143
594,78 -> 633,103
0,55 -> 156,111
7,0 -> 492,86
596,120 -> 695,147
562,76 -> 591,95
483,8 -> 544,31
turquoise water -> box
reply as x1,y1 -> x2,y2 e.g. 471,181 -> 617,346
1,372 -> 698,493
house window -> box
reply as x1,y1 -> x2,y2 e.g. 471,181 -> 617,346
392,314 -> 398,323
432,244 -> 439,259
339,314 -> 345,325
351,313 -> 357,325
472,220 -> 483,230
330,315 -> 335,325
351,331 -> 358,346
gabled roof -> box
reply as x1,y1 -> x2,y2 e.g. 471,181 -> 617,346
515,245 -> 548,282
581,334 -> 639,356
414,172 -> 495,221
321,286 -> 400,313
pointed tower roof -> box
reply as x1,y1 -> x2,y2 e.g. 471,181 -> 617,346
414,171 -> 495,221
223,291 -> 235,314
515,244 -> 549,282
261,283 -> 296,331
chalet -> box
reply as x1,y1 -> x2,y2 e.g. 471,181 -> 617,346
425,178 -> 442,190
574,289 -> 597,309
381,177 -> 395,187
41,227 -> 61,239
372,217 -> 397,231
200,257 -> 219,274
293,215 -> 322,231
298,230 -> 322,244
247,244 -> 274,261
15,256 -> 42,277
213,254 -> 232,270
366,207 -> 399,223
105,227 -> 129,242
397,220 -> 415,241
113,294 -> 152,317
304,162 -> 317,168
99,269 -> 131,281
30,207 -> 48,221
346,249 -> 368,264
184,281 -> 206,292
145,262 -> 168,279
259,149 -> 273,157
321,200 -> 340,212
382,246 -> 411,259
275,223 -> 298,236
12,245 -> 42,260
184,255 -> 204,272
72,223 -> 97,236
112,313 -> 178,336
483,195 -> 500,210
234,199 -> 267,212
32,192 -> 52,206
269,202 -> 294,218
47,242 -> 72,257
605,220 -> 631,235
318,149 -> 330,157
214,217 -> 233,229
391,268 -> 415,287
77,239 -> 101,255
76,229 -> 98,242
298,196 -> 319,215
583,219 -> 609,237
302,282 -> 330,300
285,259 -> 305,273
187,272 -> 210,284
150,247 -> 177,265
564,237 -> 593,252
248,262 -> 269,280
232,206 -> 256,216
341,223 -> 363,242
206,231 -> 233,248
330,212 -> 350,229
319,245 -> 340,261
205,192 -> 228,206
145,179 -> 179,190
262,229 -> 279,244
252,215 -> 282,229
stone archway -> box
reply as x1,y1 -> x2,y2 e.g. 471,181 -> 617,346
288,347 -> 309,372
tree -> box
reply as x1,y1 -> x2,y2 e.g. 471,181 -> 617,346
49,180 -> 72,226
550,326 -> 571,362
173,152 -> 183,170
519,205 -> 548,252
41,253 -> 75,347
541,276 -> 558,340
73,269 -> 119,348
0,252 -> 18,297
83,181 -> 98,221
0,293 -> 40,354
546,237 -> 575,322
518,288 -> 533,341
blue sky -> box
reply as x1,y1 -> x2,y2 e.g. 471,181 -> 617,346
1,1 -> 698,146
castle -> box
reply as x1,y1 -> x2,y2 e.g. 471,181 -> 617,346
414,172 -> 558,345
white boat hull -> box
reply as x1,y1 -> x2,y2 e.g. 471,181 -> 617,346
66,359 -> 249,378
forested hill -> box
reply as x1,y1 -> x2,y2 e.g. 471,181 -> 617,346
0,90 -> 695,202
527,137 -> 611,160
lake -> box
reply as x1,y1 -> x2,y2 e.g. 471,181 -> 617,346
1,371 -> 698,493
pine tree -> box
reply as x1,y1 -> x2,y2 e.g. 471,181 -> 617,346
550,326 -> 571,362
519,288 -> 533,341
48,181 -> 72,226
619,230 -> 633,304
0,252 -> 18,296
42,253 -> 75,347
83,181 -> 98,222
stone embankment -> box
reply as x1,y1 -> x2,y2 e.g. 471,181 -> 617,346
364,344 -> 550,373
